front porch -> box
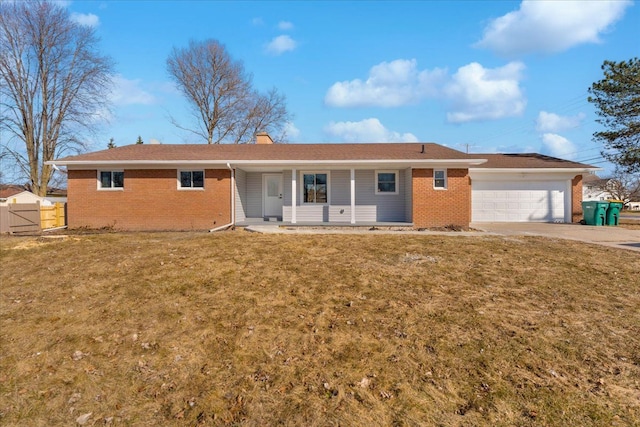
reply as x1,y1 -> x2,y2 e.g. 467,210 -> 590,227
233,168 -> 413,226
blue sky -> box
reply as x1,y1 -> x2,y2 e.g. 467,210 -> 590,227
65,0 -> 637,173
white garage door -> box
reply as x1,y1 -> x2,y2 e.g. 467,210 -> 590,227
472,180 -> 567,222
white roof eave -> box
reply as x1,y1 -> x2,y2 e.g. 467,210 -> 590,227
48,158 -> 489,169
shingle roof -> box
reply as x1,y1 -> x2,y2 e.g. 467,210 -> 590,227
0,184 -> 28,199
51,143 -> 598,170
468,153 -> 596,169
54,143 -> 472,162
582,174 -> 607,184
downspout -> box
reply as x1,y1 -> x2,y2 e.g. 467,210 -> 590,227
228,163 -> 235,226
209,163 -> 235,232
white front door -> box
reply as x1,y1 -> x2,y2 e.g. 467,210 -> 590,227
263,174 -> 283,218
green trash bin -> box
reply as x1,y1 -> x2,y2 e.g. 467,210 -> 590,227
582,201 -> 609,226
605,200 -> 624,226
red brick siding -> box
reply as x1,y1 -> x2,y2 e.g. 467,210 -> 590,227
412,169 -> 471,228
67,169 -> 231,231
571,174 -> 583,223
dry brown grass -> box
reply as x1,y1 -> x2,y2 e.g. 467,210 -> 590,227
1,231 -> 639,426
619,219 -> 640,230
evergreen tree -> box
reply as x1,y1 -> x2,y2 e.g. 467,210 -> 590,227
136,136 -> 144,144
588,58 -> 640,173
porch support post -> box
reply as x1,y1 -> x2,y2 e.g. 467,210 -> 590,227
350,168 -> 356,224
291,168 -> 297,224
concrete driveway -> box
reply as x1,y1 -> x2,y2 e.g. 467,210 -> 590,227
471,222 -> 640,252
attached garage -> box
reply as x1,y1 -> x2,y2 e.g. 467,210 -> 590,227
471,179 -> 570,222
468,154 -> 598,224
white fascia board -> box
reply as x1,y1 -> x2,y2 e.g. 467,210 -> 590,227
47,160 -> 229,168
49,158 -> 488,169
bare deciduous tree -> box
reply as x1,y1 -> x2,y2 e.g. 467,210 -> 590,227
0,0 -> 113,196
167,39 -> 290,144
593,168 -> 640,206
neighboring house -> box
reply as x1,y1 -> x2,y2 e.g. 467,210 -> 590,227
0,184 -> 66,206
582,174 -> 640,209
0,184 -> 27,201
582,174 -> 613,201
0,188 -> 53,207
48,133 -> 598,231
44,187 -> 68,205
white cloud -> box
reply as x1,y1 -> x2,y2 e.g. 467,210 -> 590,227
90,106 -> 113,124
324,118 -> 419,143
278,21 -> 294,31
541,133 -> 578,159
110,75 -> 156,106
475,0 -> 632,56
324,59 -> 447,108
153,81 -> 181,96
252,17 -> 264,26
325,59 -> 526,123
284,122 -> 300,140
265,35 -> 297,55
444,62 -> 526,123
536,111 -> 585,133
70,12 -> 99,27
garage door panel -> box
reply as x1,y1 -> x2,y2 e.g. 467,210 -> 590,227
472,180 -> 567,222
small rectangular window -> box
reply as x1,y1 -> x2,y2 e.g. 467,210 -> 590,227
99,171 -> 124,189
376,171 -> 398,194
303,173 -> 328,203
179,170 -> 204,189
434,170 -> 446,189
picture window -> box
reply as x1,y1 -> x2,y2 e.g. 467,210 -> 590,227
303,173 -> 328,203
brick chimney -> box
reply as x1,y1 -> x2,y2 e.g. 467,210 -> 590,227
255,132 -> 274,145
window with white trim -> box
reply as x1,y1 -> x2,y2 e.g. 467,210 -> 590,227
302,172 -> 328,203
179,170 -> 204,189
376,171 -> 398,194
434,169 -> 447,189
98,171 -> 124,189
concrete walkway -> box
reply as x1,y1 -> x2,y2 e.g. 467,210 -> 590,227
244,223 -> 640,252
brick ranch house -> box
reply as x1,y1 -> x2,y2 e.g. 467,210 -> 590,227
49,134 -> 598,231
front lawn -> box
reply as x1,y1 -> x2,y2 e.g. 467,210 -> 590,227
1,231 -> 638,426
